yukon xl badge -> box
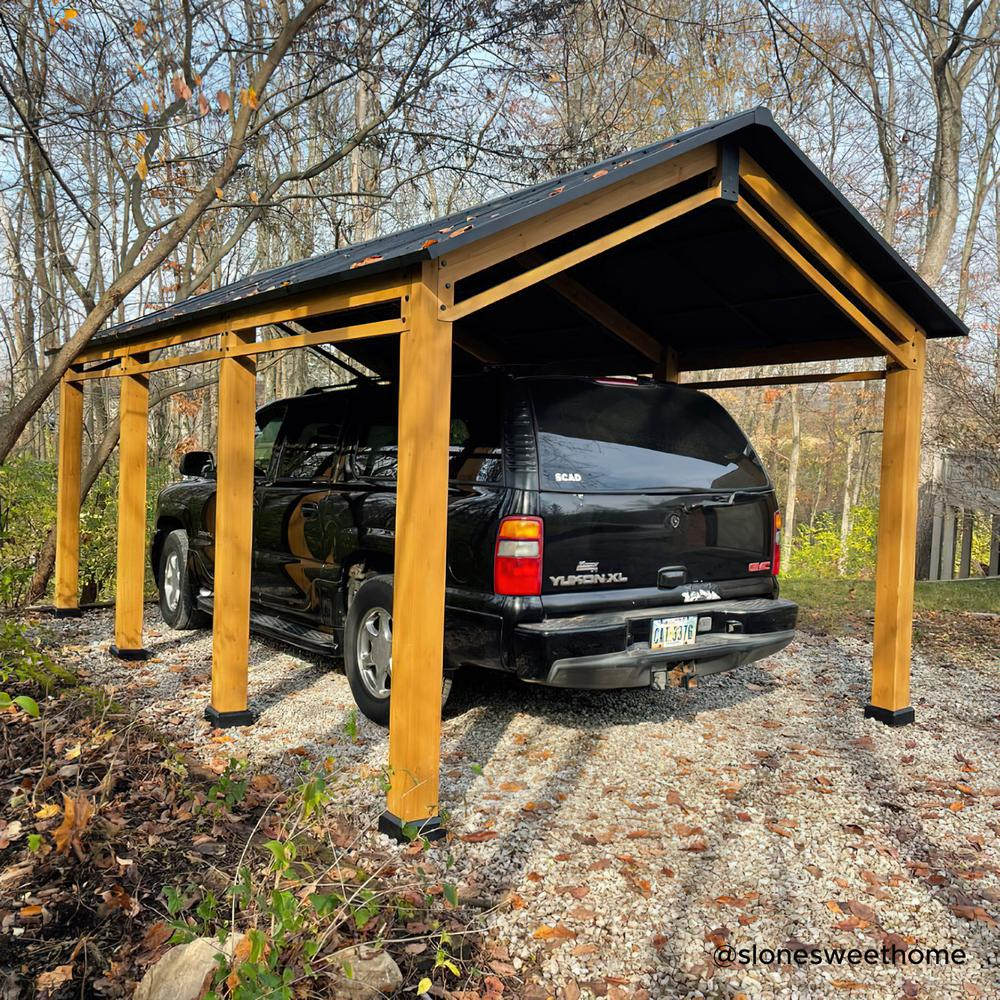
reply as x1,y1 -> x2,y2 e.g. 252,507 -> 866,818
549,560 -> 628,587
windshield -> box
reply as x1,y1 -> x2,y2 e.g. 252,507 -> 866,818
530,379 -> 768,493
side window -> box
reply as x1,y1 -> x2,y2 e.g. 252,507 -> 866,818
254,411 -> 285,477
352,381 -> 504,484
274,397 -> 350,481
355,418 -> 399,479
449,381 -> 503,484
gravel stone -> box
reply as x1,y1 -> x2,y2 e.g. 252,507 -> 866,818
37,608 -> 1000,1000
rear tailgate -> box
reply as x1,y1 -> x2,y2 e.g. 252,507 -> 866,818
527,378 -> 775,595
540,489 -> 774,593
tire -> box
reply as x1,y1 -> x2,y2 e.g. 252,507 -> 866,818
344,575 -> 452,726
158,529 -> 209,630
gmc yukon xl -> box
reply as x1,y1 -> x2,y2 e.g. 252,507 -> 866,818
152,374 -> 797,723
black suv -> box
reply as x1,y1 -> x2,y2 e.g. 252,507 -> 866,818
152,374 -> 797,722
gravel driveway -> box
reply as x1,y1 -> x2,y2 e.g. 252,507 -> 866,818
41,608 -> 1000,1000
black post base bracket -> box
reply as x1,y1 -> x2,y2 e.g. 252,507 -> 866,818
52,607 -> 83,618
204,706 -> 258,729
379,810 -> 446,844
864,704 -> 915,727
110,645 -> 151,661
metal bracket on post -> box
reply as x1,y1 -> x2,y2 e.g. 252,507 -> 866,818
718,142 -> 740,203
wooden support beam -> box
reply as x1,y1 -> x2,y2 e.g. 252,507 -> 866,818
446,183 -> 721,322
680,337 -> 881,371
447,144 -> 719,283
656,348 -> 680,383
733,197 -> 916,370
383,263 -> 452,839
683,369 -> 885,390
866,335 -> 925,726
518,251 -> 663,362
77,278 -> 408,363
54,377 -> 84,614
112,360 -> 150,658
67,317 -> 408,381
207,329 -> 258,727
739,152 -> 920,345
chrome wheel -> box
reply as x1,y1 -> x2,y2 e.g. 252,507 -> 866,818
356,606 -> 392,699
163,550 -> 181,612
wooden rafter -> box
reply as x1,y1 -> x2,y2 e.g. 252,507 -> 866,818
446,182 -> 721,323
739,152 -> 921,345
517,251 -> 662,363
445,144 -> 719,284
733,197 -> 915,370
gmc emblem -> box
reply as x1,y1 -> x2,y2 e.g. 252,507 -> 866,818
748,561 -> 772,572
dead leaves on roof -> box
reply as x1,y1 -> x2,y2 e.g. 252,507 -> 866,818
349,254 -> 383,269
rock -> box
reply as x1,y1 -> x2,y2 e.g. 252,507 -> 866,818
328,946 -> 403,999
134,933 -> 244,1000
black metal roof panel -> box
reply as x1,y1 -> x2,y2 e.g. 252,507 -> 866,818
90,107 -> 966,349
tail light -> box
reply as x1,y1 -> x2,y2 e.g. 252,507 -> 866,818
772,511 -> 782,576
494,516 -> 543,596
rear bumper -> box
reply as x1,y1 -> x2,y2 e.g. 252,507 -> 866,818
513,597 -> 797,689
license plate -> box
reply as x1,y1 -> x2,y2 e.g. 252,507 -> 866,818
650,615 -> 698,650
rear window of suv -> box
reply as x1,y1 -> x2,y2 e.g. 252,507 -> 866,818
530,379 -> 768,493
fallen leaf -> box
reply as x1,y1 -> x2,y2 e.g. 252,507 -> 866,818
51,794 -> 94,858
36,965 -> 73,991
533,924 -> 576,940
460,830 -> 498,843
138,921 -> 173,956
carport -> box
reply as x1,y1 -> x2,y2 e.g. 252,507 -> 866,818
51,108 -> 966,839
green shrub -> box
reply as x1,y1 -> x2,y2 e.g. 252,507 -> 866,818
0,455 -> 173,608
785,506 -> 878,580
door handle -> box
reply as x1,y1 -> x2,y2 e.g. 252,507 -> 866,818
300,502 -> 320,519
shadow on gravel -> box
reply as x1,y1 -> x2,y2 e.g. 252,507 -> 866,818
837,721 -> 1000,982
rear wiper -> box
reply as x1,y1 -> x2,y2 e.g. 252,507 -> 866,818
682,489 -> 766,512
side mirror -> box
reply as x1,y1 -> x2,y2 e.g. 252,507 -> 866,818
179,451 -> 215,477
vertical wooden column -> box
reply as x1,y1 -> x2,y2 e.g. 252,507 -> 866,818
958,511 -> 974,578
54,376 -> 84,616
656,348 -> 680,383
207,329 -> 257,728
112,359 -> 150,658
866,335 -> 925,726
382,262 -> 452,840
940,507 -> 957,580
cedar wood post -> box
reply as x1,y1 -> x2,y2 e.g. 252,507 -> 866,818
54,376 -> 84,616
866,334 -> 926,725
382,262 -> 453,839
207,328 -> 258,727
111,357 -> 150,658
